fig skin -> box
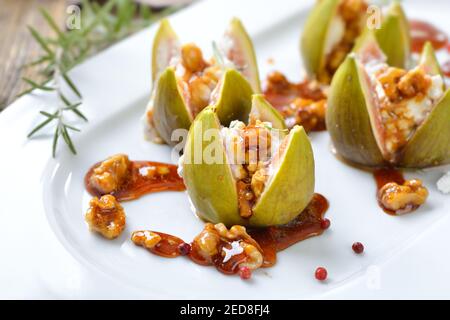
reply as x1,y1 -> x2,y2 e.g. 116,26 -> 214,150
250,125 -> 314,227
152,67 -> 253,146
327,44 -> 450,169
400,90 -> 450,168
183,107 -> 245,227
151,19 -> 179,84
152,67 -> 192,146
226,18 -> 261,93
375,2 -> 410,69
182,108 -> 315,227
301,0 -> 340,80
250,94 -> 287,131
419,42 -> 444,80
214,69 -> 254,128
326,55 -> 386,167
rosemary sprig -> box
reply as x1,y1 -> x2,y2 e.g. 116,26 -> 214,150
23,0 -> 179,157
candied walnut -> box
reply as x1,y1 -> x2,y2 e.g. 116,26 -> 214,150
90,154 -> 131,194
376,67 -> 436,156
188,75 -> 213,115
239,242 -> 264,270
178,47 -> 221,117
291,98 -> 327,132
193,223 -> 221,259
251,167 -> 268,199
377,67 -> 407,102
85,195 -> 126,239
181,43 -> 207,73
192,223 -> 263,271
131,230 -> 162,249
265,71 -> 291,93
340,0 -> 367,22
328,43 -> 352,71
378,179 -> 428,214
237,180 -> 254,218
397,69 -> 431,99
225,122 -> 275,219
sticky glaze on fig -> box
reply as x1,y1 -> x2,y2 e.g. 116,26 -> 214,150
133,193 -> 329,275
85,160 -> 185,201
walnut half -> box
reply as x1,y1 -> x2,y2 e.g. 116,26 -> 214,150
192,223 -> 264,271
90,154 -> 131,194
85,195 -> 126,239
378,179 -> 428,214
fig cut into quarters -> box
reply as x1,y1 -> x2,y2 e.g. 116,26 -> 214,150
145,18 -> 260,146
301,0 -> 410,83
181,100 -> 314,227
326,33 -> 450,168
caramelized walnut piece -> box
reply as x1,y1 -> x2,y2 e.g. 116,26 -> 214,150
376,67 -> 434,156
237,181 -> 254,219
85,195 -> 126,239
377,67 -> 407,102
131,230 -> 162,249
192,223 -> 264,271
251,165 -> 268,199
378,179 -> 429,214
178,44 -> 222,117
292,98 -> 327,132
397,69 -> 431,99
265,71 -> 291,93
181,43 -> 207,73
322,0 -> 368,82
90,154 -> 131,194
233,122 -> 274,218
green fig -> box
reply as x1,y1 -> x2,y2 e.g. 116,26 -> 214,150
327,35 -> 450,168
250,94 -> 287,131
375,1 -> 411,69
301,0 -> 411,83
151,19 -> 179,85
419,41 -> 444,80
145,18 -> 260,146
182,107 -> 314,227
222,17 -> 261,93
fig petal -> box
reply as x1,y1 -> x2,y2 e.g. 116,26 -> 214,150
419,41 -> 444,80
375,2 -> 410,68
250,94 -> 287,131
182,107 -> 244,226
301,0 -> 340,78
152,67 -> 192,146
250,126 -> 315,227
152,19 -> 179,84
225,18 -> 261,93
326,55 -> 386,167
215,69 -> 253,127
400,89 -> 450,168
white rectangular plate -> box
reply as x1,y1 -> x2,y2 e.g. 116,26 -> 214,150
1,0 -> 450,299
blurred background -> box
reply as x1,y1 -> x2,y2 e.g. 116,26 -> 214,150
0,0 -> 193,110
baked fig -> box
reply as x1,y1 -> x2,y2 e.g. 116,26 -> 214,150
145,18 -> 260,146
326,34 -> 450,168
181,106 -> 314,227
301,0 -> 410,83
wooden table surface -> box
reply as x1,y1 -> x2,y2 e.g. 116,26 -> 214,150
0,0 -> 68,110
